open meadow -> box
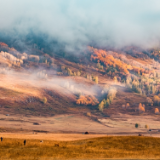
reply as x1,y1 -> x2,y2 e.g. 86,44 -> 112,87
0,136 -> 160,160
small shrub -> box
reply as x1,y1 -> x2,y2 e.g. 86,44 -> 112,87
126,103 -> 130,108
86,112 -> 91,117
145,124 -> 149,129
42,97 -> 47,104
135,123 -> 139,128
33,122 -> 40,125
93,76 -> 98,84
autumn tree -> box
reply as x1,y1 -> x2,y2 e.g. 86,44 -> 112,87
107,88 -> 117,103
138,103 -> 145,113
126,76 -> 132,87
126,103 -> 130,108
147,97 -> 153,106
67,68 -> 73,76
155,108 -> 159,114
98,101 -> 105,112
98,88 -> 117,111
153,95 -> 160,105
42,97 -> 47,104
89,47 -> 131,75
76,95 -> 99,106
97,62 -> 103,70
151,85 -> 156,94
93,76 -> 98,84
113,76 -> 117,83
132,80 -> 142,94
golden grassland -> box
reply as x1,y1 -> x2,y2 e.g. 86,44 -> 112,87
0,136 -> 160,160
0,133 -> 107,141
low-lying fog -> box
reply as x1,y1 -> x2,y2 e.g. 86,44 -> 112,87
0,68 -> 102,98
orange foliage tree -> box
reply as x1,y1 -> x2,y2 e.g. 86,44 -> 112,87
76,95 -> 99,106
89,46 -> 131,75
89,46 -> 147,75
138,103 -> 145,112
155,108 -> 159,114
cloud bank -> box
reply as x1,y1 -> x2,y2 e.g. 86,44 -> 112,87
0,0 -> 160,52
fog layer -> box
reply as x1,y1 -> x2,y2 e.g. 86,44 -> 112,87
0,0 -> 160,52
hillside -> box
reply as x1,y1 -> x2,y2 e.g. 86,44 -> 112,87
0,42 -> 160,121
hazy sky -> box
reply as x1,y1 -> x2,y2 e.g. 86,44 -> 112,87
0,0 -> 160,51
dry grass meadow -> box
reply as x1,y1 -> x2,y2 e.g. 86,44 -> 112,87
0,136 -> 160,160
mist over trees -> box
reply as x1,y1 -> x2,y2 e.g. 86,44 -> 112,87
0,0 -> 160,55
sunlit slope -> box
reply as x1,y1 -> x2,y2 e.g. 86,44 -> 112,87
0,42 -> 160,117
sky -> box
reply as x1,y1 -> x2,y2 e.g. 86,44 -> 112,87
0,0 -> 160,52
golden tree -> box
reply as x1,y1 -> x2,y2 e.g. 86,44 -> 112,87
126,103 -> 130,108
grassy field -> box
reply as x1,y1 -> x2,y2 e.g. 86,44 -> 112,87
0,136 -> 160,160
